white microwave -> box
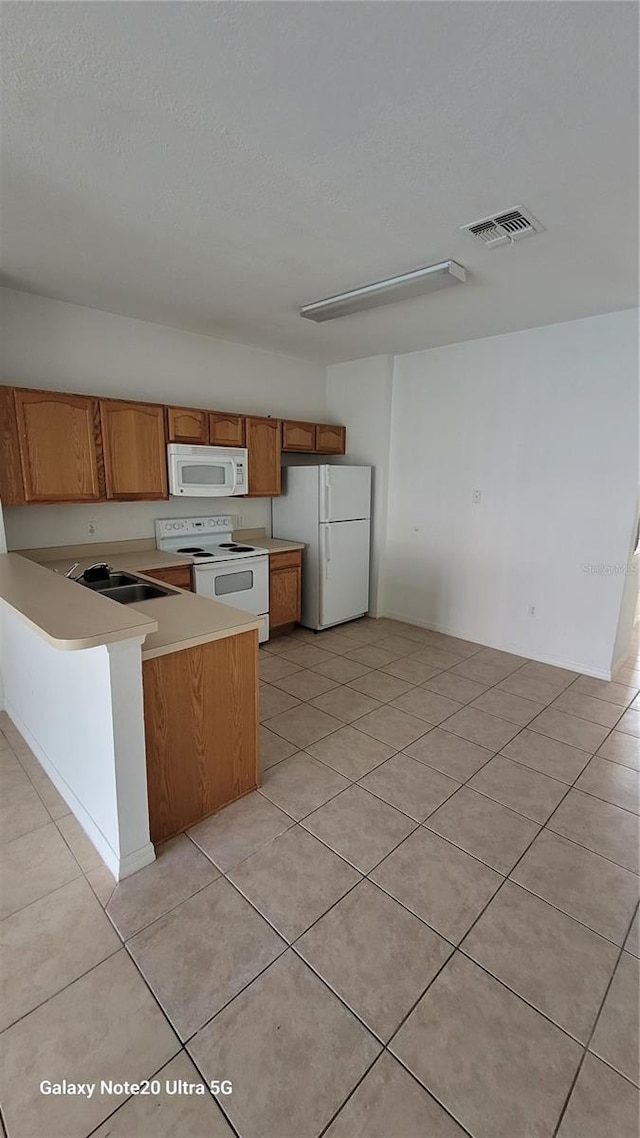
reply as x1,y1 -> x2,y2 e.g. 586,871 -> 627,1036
168,444 -> 248,497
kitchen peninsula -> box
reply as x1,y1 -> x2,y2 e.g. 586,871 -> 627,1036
0,548 -> 261,878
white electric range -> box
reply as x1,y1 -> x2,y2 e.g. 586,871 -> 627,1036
155,516 -> 270,642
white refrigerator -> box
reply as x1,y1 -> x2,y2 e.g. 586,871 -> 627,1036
272,465 -> 371,630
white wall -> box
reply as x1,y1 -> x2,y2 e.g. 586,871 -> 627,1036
1,607 -> 153,878
0,288 -> 326,549
325,355 -> 394,616
383,309 -> 639,676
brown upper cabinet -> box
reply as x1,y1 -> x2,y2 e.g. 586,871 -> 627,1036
0,387 -> 27,506
13,389 -> 103,503
209,412 -> 245,448
281,419 -> 346,456
167,406 -> 209,445
245,416 -> 281,497
0,383 -> 346,507
315,423 -> 346,454
100,399 -> 168,500
282,420 -> 316,452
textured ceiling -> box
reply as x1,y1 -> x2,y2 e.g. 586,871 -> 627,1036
1,1 -> 638,362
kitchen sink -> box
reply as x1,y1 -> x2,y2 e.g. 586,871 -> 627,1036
80,571 -> 141,591
92,587 -> 176,605
97,582 -> 178,604
76,570 -> 178,604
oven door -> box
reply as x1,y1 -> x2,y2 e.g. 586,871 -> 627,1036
194,556 -> 270,641
169,454 -> 237,497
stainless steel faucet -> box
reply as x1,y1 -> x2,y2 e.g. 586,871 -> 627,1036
63,561 -> 111,581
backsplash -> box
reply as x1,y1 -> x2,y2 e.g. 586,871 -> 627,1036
2,496 -> 271,551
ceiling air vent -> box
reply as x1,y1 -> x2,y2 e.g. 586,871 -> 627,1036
461,206 -> 543,249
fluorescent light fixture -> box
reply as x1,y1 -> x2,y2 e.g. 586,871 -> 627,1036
300,260 -> 466,322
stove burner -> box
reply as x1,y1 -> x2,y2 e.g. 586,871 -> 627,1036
192,551 -> 215,558
177,546 -> 205,553
218,543 -> 255,552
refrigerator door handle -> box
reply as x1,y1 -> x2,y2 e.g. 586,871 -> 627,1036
323,467 -> 332,522
324,526 -> 331,575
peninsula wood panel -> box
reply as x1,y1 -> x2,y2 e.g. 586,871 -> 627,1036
245,415 -> 281,497
209,411 -> 245,447
167,406 -> 210,444
142,630 -> 259,842
0,387 -> 26,506
14,388 -> 102,503
140,564 -> 193,591
100,399 -> 168,500
269,549 -> 302,630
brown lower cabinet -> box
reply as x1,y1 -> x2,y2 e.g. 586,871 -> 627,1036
139,564 -> 193,591
269,549 -> 302,631
142,630 -> 259,843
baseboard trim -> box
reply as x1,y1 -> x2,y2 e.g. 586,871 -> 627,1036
380,612 -> 612,680
4,704 -> 155,880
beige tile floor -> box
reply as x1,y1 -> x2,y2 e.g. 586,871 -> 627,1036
1,616 -> 639,1138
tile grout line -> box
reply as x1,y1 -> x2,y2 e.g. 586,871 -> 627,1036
2,656 -> 632,1041
1,635 -> 637,1137
550,898 -> 640,1137
376,705 -> 636,1031
194,716 -> 639,1105
260,647 -> 639,873
81,1047 -> 243,1138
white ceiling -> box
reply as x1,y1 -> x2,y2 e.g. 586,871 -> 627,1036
2,2 -> 638,363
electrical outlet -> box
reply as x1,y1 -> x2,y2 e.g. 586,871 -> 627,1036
528,605 -> 536,617
471,489 -> 482,505
236,514 -> 244,529
87,521 -> 97,537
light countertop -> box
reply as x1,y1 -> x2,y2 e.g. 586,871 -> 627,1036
40,549 -> 193,576
0,553 -> 158,651
0,552 -> 260,657
3,531 -> 304,658
255,538 -> 305,554
233,530 -> 305,554
131,585 -> 261,661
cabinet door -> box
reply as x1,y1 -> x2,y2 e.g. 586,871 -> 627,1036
139,565 -> 193,591
167,406 -> 210,444
315,423 -> 346,454
282,420 -> 315,452
270,562 -> 301,628
245,416 -> 281,497
210,412 -> 245,447
0,387 -> 26,505
100,400 -> 168,500
14,388 -> 102,503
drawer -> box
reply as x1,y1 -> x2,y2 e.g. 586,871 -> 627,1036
140,564 -> 193,591
269,549 -> 302,571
